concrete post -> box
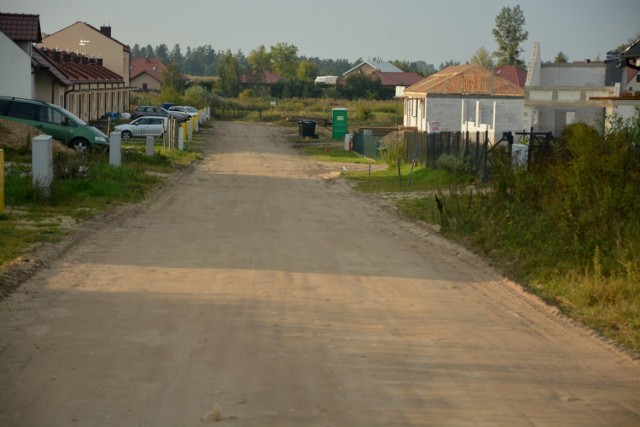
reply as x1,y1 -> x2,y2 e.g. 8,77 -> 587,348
146,136 -> 155,156
109,131 -> 121,167
32,135 -> 53,197
195,115 -> 199,132
178,129 -> 184,151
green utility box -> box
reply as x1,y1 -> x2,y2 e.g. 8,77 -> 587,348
332,108 -> 348,140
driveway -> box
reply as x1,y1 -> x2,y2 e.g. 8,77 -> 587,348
0,121 -> 639,426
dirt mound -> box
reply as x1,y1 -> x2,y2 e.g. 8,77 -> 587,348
0,118 -> 74,153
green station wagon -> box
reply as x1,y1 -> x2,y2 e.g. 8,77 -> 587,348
0,96 -> 110,152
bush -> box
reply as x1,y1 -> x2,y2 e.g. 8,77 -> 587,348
356,103 -> 374,121
424,113 -> 640,352
436,153 -> 473,174
381,139 -> 405,168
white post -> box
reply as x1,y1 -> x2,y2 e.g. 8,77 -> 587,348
178,129 -> 184,151
146,136 -> 154,156
32,135 -> 53,197
109,131 -> 121,167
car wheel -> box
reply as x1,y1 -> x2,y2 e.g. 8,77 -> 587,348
70,138 -> 90,153
121,130 -> 133,140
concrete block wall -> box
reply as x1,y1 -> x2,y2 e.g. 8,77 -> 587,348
426,97 -> 463,131
539,64 -> 606,86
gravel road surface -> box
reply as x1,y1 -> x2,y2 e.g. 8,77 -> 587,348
1,121 -> 639,426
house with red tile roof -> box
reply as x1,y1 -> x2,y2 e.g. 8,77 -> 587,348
39,22 -> 130,85
0,12 -> 42,98
494,65 -> 527,88
130,58 -> 166,92
240,70 -> 283,94
342,60 -> 423,91
34,47 -> 126,122
1,14 -> 131,121
402,64 -> 524,142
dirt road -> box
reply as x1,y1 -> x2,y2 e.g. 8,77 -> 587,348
1,122 -> 639,426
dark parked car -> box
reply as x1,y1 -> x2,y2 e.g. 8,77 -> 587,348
130,106 -> 189,122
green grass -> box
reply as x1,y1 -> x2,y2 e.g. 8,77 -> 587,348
391,119 -> 640,354
0,137 -> 203,272
298,144 -> 380,164
345,165 -> 475,193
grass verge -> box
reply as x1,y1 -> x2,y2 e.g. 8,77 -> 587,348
0,140 -> 202,270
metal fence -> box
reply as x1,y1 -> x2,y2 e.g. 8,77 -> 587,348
403,131 -> 490,175
352,131 -> 380,159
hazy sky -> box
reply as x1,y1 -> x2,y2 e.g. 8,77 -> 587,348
3,0 -> 639,66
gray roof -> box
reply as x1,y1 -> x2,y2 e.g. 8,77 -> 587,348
343,60 -> 402,76
368,60 -> 402,72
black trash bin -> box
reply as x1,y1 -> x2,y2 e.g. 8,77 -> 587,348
298,120 -> 318,139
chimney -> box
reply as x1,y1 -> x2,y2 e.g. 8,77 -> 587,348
63,53 -> 71,62
82,56 -> 89,65
53,50 -> 61,62
100,26 -> 111,37
97,58 -> 103,66
73,55 -> 81,64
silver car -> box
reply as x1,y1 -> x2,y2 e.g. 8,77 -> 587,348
114,116 -> 168,140
168,105 -> 199,118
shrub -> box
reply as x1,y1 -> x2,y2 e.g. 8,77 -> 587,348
436,153 -> 473,174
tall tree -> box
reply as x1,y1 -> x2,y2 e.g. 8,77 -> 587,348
144,44 -> 154,59
270,43 -> 298,79
296,60 -> 318,81
553,51 -> 568,63
470,46 -> 495,69
247,45 -> 271,88
131,44 -> 142,60
155,44 -> 170,63
492,4 -> 529,67
161,61 -> 185,93
217,50 -> 240,97
170,44 -> 183,68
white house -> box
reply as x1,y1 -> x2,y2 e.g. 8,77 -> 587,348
0,13 -> 42,99
402,64 -> 524,143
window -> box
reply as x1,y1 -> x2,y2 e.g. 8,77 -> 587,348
0,99 -> 11,114
7,102 -> 37,120
38,106 -> 65,124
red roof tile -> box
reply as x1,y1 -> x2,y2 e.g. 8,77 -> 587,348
36,47 -> 123,84
130,58 -> 166,82
0,12 -> 41,42
369,71 -> 424,87
494,65 -> 527,88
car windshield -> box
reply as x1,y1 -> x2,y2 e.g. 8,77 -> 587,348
185,107 -> 198,113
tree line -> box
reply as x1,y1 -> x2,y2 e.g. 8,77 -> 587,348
132,4 -> 638,100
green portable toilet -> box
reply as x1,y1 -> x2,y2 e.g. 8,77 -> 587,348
332,108 -> 348,140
